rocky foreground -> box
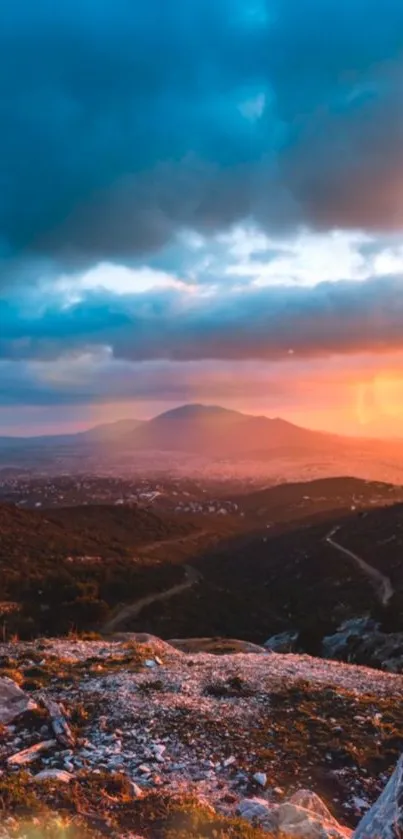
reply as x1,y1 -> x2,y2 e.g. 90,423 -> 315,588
1,634 -> 403,838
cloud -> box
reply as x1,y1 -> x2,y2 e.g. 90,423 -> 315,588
1,0 -> 403,279
2,272 -> 403,363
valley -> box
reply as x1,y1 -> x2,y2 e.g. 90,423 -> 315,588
3,413 -> 403,839
2,471 -> 403,675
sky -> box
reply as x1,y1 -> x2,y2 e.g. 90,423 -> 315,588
2,0 -> 403,437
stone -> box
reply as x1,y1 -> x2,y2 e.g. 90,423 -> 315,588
320,618 -> 403,672
277,801 -> 351,838
7,740 -> 57,766
33,769 -> 73,783
353,753 -> 403,838
289,791 -> 341,824
127,781 -> 143,798
253,772 -> 267,787
264,630 -> 300,653
237,798 -> 279,830
0,677 -> 38,725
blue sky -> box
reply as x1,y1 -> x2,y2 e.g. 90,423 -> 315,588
2,0 -> 403,435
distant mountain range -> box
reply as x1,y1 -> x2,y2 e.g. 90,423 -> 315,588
0,403 -> 338,455
0,403 -> 402,479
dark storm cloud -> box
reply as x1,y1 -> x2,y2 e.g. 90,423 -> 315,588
1,0 -> 403,275
2,275 -> 403,363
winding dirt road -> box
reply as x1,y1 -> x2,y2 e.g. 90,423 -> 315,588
325,526 -> 394,606
102,528 -> 213,633
103,564 -> 203,633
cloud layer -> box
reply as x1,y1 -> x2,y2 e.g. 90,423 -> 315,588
2,1 -> 403,432
2,273 -> 403,363
2,0 -> 403,274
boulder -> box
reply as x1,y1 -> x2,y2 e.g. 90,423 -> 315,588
0,677 -> 37,725
322,618 -> 403,672
353,753 -> 403,838
169,637 -> 267,655
289,791 -> 341,824
277,801 -> 351,838
264,630 -> 300,653
322,617 -> 379,660
237,798 -> 279,831
237,793 -> 351,838
33,769 -> 73,783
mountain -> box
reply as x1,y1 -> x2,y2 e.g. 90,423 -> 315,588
1,404 -> 403,483
0,417 -> 143,447
79,417 -> 143,441
125,403 -> 340,457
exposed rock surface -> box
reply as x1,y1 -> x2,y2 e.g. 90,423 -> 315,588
169,637 -> 268,655
238,793 -> 352,837
323,617 -> 403,672
0,633 -> 403,837
353,753 -> 403,838
0,675 -> 37,724
33,768 -> 73,783
264,630 -> 300,653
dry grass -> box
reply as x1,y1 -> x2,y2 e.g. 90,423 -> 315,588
0,775 -> 272,839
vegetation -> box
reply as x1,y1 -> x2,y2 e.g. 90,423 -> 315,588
0,777 -> 272,839
0,503 -> 196,638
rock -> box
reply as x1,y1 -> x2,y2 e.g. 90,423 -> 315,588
126,781 -> 143,798
33,769 -> 73,783
168,637 -> 267,655
144,660 -> 157,668
0,677 -> 38,724
322,617 -> 379,658
237,798 -> 279,830
277,801 -> 352,838
7,740 -> 57,766
253,772 -> 267,787
237,794 -> 351,837
264,630 -> 300,653
289,791 -> 341,823
323,618 -> 403,672
353,753 -> 403,838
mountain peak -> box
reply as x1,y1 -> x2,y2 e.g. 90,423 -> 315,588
153,403 -> 245,421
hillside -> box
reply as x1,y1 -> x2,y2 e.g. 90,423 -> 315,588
0,504 -> 202,638
121,501 -> 403,664
231,476 -> 403,521
2,477 -> 403,650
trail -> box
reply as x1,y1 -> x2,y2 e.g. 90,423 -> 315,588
103,564 -> 203,633
103,528 -> 212,633
325,526 -> 394,606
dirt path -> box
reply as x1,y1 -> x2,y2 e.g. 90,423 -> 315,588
103,564 -> 203,633
102,528 -> 211,633
325,526 -> 394,606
